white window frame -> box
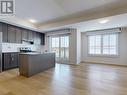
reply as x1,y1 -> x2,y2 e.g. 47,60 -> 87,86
87,33 -> 119,57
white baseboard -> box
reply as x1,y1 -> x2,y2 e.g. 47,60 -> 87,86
81,61 -> 127,66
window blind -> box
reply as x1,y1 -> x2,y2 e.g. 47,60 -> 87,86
86,28 -> 121,36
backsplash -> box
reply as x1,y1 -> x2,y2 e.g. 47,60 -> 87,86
2,43 -> 44,53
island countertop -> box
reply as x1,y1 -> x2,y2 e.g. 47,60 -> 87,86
19,52 -> 53,55
19,52 -> 55,77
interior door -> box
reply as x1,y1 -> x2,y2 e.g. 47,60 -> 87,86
51,35 -> 69,64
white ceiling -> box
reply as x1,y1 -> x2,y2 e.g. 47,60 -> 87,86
15,0 -> 127,24
0,0 -> 127,32
39,13 -> 127,32
69,13 -> 127,32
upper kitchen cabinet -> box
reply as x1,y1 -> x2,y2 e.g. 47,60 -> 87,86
34,32 -> 41,45
0,22 -> 45,44
22,29 -> 28,42
41,33 -> 45,45
15,27 -> 22,43
28,30 -> 34,42
2,23 -> 8,42
8,25 -> 16,43
0,23 -> 2,32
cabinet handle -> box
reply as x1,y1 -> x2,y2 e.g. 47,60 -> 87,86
11,57 -> 14,61
11,54 -> 14,61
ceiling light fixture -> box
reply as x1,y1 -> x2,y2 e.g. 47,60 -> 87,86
99,19 -> 109,24
29,19 -> 37,23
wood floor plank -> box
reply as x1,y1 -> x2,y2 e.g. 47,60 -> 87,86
0,63 -> 127,95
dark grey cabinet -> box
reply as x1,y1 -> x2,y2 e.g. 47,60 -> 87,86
2,53 -> 10,70
34,32 -> 41,45
2,23 -> 8,42
0,23 -> 2,32
8,25 -> 16,43
28,30 -> 34,42
15,27 -> 22,43
41,33 -> 45,45
2,53 -> 19,71
10,53 -> 18,68
0,22 -> 45,45
22,29 -> 28,41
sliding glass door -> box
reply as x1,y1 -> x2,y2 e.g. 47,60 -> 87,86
51,35 -> 69,64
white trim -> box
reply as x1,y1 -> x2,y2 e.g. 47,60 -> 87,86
81,61 -> 127,66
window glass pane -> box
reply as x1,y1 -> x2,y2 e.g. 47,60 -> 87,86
95,35 -> 101,46
95,48 -> 101,54
55,38 -> 59,47
89,47 -> 95,54
60,36 -> 69,59
103,34 -> 117,55
110,47 -> 117,55
95,35 -> 101,54
51,37 -> 59,57
60,37 -> 65,47
65,48 -> 69,58
64,36 -> 69,47
103,48 -> 109,54
110,34 -> 117,46
89,36 -> 95,47
103,35 -> 109,47
103,35 -> 109,54
88,35 -> 101,54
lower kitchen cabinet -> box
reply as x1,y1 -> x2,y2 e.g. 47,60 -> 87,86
2,53 -> 19,71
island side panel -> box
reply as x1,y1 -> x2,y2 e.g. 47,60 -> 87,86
19,54 -> 29,77
19,53 -> 55,77
28,53 -> 55,77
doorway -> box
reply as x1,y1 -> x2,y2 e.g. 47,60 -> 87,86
50,35 -> 69,64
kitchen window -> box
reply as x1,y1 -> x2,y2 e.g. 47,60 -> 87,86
88,33 -> 119,56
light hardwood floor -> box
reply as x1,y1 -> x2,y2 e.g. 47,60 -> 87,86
0,63 -> 127,95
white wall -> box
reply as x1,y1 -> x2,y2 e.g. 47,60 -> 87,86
69,29 -> 77,64
81,28 -> 127,66
77,30 -> 81,64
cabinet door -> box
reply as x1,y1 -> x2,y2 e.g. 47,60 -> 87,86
15,27 -> 22,43
10,53 -> 18,68
14,53 -> 18,67
2,23 -> 8,42
22,29 -> 28,41
3,53 -> 11,70
34,32 -> 41,45
28,30 -> 34,42
41,33 -> 45,45
8,25 -> 16,43
0,23 -> 2,32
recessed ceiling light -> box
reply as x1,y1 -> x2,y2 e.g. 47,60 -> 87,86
29,19 -> 37,23
99,19 -> 109,24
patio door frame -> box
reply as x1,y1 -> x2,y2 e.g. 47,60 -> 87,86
50,34 -> 69,64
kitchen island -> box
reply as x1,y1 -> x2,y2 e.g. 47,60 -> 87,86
19,52 -> 55,77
